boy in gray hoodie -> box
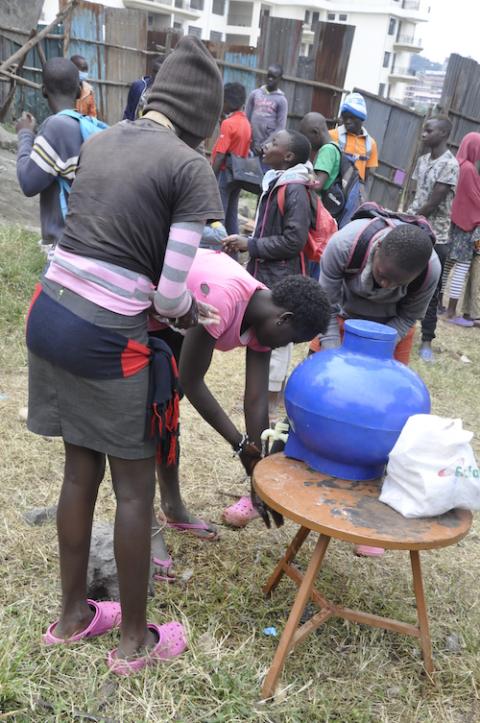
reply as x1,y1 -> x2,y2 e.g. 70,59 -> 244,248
313,217 -> 440,558
312,218 -> 441,364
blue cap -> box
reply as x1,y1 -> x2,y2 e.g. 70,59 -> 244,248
341,92 -> 367,121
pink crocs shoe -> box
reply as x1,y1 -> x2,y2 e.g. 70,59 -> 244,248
43,600 -> 121,645
107,621 -> 187,676
222,495 -> 260,528
354,545 -> 385,558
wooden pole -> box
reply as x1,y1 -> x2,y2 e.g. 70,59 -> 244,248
1,28 -> 162,55
0,30 -> 36,121
0,1 -> 76,74
36,41 -> 48,70
0,68 -> 41,90
213,57 -> 347,94
0,24 -> 64,39
17,66 -> 132,88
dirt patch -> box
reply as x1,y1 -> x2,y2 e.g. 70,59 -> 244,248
0,146 -> 40,231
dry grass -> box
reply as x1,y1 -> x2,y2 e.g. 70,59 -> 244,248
0,225 -> 479,722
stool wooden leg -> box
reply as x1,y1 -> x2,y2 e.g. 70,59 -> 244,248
263,526 -> 310,596
410,550 -> 434,676
262,534 -> 330,699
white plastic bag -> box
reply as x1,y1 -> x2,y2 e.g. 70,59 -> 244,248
380,414 -> 480,518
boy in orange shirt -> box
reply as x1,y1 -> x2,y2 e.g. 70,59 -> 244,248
211,82 -> 251,234
330,92 -> 378,184
70,55 -> 97,118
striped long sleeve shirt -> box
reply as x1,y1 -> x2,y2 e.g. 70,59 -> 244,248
43,118 -> 224,318
46,221 -> 206,318
17,114 -> 83,244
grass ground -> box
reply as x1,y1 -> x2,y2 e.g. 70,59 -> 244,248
0,225 -> 479,722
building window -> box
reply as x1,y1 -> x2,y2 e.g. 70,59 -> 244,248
311,11 -> 319,27
173,21 -> 182,29
339,13 -> 347,21
190,0 -> 204,9
327,12 -> 336,20
210,30 -> 223,41
188,26 -> 202,37
383,51 -> 391,69
388,18 -> 396,35
378,82 -> 386,97
228,1 -> 253,28
212,0 -> 225,14
304,10 -> 310,24
225,33 -> 250,44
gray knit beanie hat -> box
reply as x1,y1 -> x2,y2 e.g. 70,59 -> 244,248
145,35 -> 223,139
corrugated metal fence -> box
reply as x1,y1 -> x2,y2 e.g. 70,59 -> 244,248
1,1 -> 353,127
440,53 -> 480,150
356,88 -> 425,210
2,0 -> 437,212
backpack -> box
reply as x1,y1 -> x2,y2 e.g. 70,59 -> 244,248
55,109 -> 109,219
318,142 -> 362,227
347,202 -> 436,293
277,181 -> 337,266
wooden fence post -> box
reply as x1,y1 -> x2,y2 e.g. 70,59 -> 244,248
0,1 -> 75,74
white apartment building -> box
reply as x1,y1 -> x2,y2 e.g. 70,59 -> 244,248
404,69 -> 446,111
42,0 -> 429,103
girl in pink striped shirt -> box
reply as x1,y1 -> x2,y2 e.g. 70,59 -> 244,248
26,37 -> 225,675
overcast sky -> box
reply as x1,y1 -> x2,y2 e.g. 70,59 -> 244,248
421,0 -> 478,64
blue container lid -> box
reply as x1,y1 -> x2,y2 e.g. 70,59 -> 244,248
344,319 -> 397,341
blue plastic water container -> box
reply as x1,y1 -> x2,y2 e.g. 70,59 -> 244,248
284,319 -> 430,480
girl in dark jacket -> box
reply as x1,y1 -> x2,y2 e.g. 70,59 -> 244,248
223,128 -> 314,422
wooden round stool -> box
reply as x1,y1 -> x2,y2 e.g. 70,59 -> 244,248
253,454 -> 472,699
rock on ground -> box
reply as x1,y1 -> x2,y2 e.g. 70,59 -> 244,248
87,521 -> 155,601
23,506 -> 57,526
0,124 -> 17,152
0,143 -> 40,229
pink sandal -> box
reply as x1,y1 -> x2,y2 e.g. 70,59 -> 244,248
354,545 -> 385,558
166,519 -> 219,541
107,621 -> 187,676
43,599 -> 121,645
222,496 -> 260,528
152,555 -> 176,583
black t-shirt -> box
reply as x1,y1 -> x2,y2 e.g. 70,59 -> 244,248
60,119 -> 223,285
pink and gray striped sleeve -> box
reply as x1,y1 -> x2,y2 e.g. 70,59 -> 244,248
153,221 -> 204,318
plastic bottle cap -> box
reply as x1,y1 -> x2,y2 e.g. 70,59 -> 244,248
344,319 -> 397,341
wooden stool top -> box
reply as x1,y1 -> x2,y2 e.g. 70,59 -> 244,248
253,454 -> 472,550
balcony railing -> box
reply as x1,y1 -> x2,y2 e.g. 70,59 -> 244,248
396,34 -> 422,46
124,0 -> 201,18
174,0 -> 200,8
390,67 -> 417,78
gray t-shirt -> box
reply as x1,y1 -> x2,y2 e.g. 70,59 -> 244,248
407,150 -> 459,243
61,119 -> 223,284
245,86 -> 288,151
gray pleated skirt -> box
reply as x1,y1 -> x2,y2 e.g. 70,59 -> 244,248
27,277 -> 156,459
